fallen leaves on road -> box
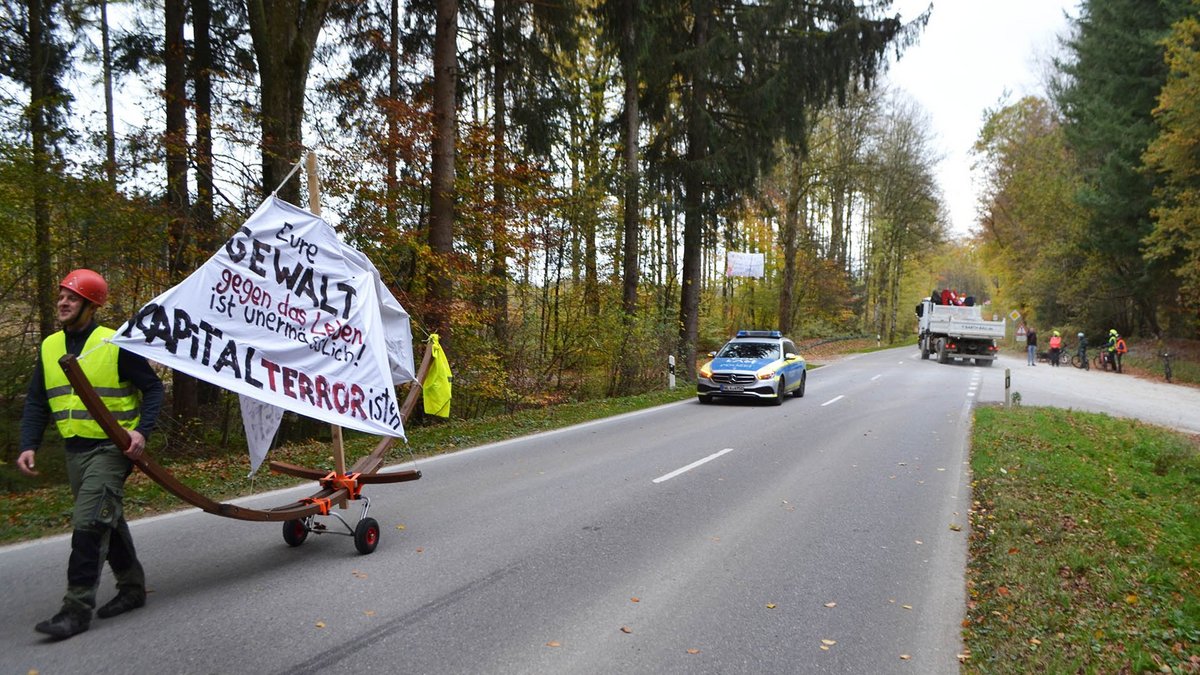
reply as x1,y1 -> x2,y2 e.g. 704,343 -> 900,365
824,602 -> 837,608
900,654 -> 911,660
686,648 -> 701,655
949,523 -> 963,531
631,597 -> 640,603
766,603 -> 777,609
620,626 -> 632,634
315,621 -> 326,629
546,641 -> 561,648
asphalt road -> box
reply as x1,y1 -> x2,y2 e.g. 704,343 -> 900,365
2,346 -> 1191,674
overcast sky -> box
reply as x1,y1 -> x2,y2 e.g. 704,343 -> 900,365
882,0 -> 1081,238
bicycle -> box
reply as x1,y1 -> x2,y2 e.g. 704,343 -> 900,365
1070,346 -> 1090,370
1092,349 -> 1110,371
1052,348 -> 1070,366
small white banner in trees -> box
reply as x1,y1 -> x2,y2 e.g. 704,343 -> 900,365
726,252 -> 765,278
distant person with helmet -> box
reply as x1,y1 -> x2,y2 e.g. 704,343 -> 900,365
16,270 -> 163,640
1048,330 -> 1063,367
1105,329 -> 1126,373
1077,332 -> 1089,370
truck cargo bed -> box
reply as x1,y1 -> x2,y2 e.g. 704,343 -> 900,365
924,305 -> 1006,339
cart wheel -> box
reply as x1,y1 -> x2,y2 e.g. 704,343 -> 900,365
283,519 -> 309,547
354,517 -> 380,555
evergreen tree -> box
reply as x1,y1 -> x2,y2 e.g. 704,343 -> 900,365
1143,11 -> 1200,335
0,0 -> 75,335
640,0 -> 920,376
1053,0 -> 1190,335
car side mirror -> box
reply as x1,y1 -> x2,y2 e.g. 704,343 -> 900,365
708,351 -> 716,357
785,353 -> 798,360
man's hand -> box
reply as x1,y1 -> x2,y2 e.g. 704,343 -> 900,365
16,449 -> 38,477
124,430 -> 146,460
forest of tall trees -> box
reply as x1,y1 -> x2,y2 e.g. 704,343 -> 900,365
0,0 -> 943,431
1,0 -> 1195,447
973,0 -> 1200,341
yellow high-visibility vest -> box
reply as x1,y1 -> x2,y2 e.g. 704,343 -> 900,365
41,326 -> 140,439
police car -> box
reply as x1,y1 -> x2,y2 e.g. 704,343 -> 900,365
697,330 -> 806,405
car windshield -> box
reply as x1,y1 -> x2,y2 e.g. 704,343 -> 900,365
717,342 -> 779,360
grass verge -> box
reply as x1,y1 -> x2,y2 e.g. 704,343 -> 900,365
965,405 -> 1199,673
1,385 -> 696,545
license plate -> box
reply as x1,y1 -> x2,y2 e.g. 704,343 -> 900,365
721,384 -> 744,392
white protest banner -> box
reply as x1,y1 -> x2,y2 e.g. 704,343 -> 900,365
112,196 -> 414,465
726,251 -> 765,278
238,394 -> 284,475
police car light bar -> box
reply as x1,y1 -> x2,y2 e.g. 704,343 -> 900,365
736,330 -> 782,338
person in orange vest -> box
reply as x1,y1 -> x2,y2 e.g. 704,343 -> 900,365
1107,329 -> 1127,373
16,270 -> 164,640
1048,330 -> 1063,367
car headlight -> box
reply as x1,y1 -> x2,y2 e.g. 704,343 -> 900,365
757,370 -> 776,380
699,363 -> 713,379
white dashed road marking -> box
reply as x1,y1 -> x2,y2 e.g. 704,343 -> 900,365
653,448 -> 735,484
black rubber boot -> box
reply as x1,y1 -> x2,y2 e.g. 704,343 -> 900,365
97,590 -> 146,619
35,611 -> 91,640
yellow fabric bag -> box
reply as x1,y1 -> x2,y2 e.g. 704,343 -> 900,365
422,333 -> 452,418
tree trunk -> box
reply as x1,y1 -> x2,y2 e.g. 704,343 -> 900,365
619,0 -> 639,319
29,0 -> 54,338
165,0 -> 197,420
100,0 -> 116,186
193,0 -> 214,249
387,0 -> 399,230
192,0 -> 220,406
426,0 -> 458,338
678,1 -> 709,379
246,0 -> 332,203
491,0 -> 509,346
779,169 -> 801,335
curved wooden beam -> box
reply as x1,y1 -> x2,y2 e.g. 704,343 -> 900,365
57,340 -> 433,522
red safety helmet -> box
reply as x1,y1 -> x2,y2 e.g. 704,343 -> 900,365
60,269 -> 108,306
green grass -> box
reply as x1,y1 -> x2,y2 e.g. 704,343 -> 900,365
965,405 -> 1200,673
0,385 -> 697,545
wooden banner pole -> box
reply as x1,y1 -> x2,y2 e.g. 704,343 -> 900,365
305,150 -> 348,487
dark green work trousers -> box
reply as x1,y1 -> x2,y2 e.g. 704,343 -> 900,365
62,443 -> 145,616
